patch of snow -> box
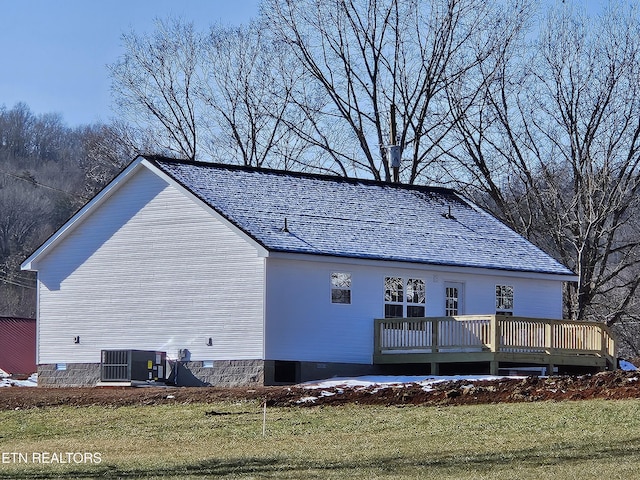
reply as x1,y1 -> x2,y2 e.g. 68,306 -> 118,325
620,360 -> 637,371
302,374 -> 515,393
302,375 -> 430,389
0,372 -> 37,388
296,396 -> 318,404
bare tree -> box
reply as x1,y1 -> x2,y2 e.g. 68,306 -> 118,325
77,121 -> 143,199
264,0 -> 523,181
0,103 -> 36,161
110,19 -> 200,161
198,21 -> 310,169
448,2 -> 640,324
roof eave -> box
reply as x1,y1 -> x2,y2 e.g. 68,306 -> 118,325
266,250 -> 578,280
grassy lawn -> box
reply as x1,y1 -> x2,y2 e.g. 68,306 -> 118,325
1,399 -> 640,479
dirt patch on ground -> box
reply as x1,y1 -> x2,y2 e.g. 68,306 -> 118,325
1,370 -> 640,410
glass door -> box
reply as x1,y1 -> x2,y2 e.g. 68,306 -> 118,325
445,282 -> 464,316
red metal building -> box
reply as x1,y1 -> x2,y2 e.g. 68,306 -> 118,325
0,317 -> 36,375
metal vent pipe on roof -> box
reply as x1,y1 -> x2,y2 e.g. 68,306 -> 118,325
387,104 -> 401,183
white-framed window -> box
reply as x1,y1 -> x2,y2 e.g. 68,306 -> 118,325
331,272 -> 352,304
496,285 -> 514,315
384,277 -> 425,318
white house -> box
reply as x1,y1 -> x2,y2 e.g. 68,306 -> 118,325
22,156 -> 613,386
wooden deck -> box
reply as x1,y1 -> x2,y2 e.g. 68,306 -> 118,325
374,315 -> 616,375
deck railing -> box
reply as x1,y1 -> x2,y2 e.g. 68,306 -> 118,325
374,315 -> 615,365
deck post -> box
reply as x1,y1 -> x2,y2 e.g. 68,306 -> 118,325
490,315 -> 500,352
544,321 -> 553,355
490,359 -> 499,375
546,362 -> 555,376
430,319 -> 439,375
545,321 -> 555,374
489,316 -> 500,375
431,318 -> 439,353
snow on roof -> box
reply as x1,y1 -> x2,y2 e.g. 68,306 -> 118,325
151,158 -> 574,276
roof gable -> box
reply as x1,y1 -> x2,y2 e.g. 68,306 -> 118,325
150,157 -> 574,276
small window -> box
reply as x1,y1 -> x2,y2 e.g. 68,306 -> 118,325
331,272 -> 352,304
55,363 -> 67,371
496,285 -> 514,314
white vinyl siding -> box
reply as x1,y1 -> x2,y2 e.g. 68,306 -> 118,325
265,259 -> 378,364
34,167 -> 265,364
265,257 -> 566,364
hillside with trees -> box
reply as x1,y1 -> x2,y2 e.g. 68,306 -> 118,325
0,103 -> 134,317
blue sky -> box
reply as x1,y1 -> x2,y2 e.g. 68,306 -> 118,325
2,1 -> 607,127
1,0 -> 261,126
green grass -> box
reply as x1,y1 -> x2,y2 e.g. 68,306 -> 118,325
1,399 -> 640,478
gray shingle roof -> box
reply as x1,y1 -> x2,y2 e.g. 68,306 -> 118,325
150,157 -> 574,276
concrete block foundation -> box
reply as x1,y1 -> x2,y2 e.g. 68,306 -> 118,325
38,363 -> 101,387
37,359 -> 419,387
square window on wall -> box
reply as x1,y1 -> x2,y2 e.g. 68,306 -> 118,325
331,272 -> 352,304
